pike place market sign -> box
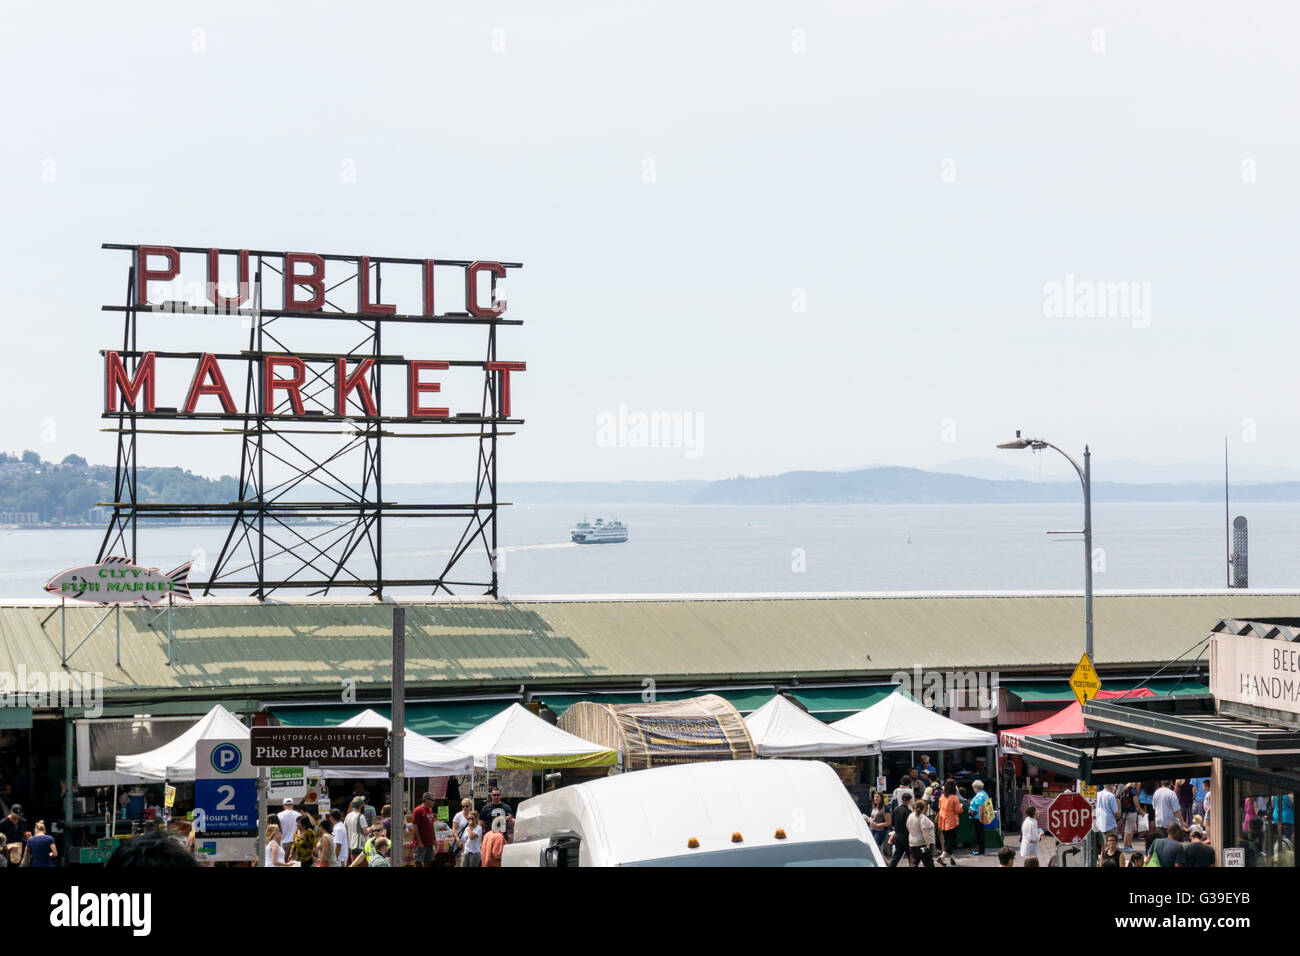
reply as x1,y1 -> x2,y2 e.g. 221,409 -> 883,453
1211,634 -> 1300,716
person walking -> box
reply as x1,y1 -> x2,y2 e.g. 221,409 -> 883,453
867,791 -> 890,850
888,791 -> 912,867
276,799 -> 299,851
1095,784 -> 1121,843
967,780 -> 990,856
907,797 -> 936,867
1183,826 -> 1216,867
1019,803 -> 1041,864
264,824 -> 292,867
1176,779 -> 1195,825
1098,832 -> 1124,866
451,797 -> 473,865
330,809 -> 348,868
313,820 -> 334,867
482,824 -> 505,867
290,815 -> 317,869
343,797 -> 367,864
936,780 -> 961,865
411,792 -> 439,867
1149,819 -> 1186,866
1152,781 -> 1180,839
26,821 -> 56,867
1118,782 -> 1141,851
459,810 -> 483,867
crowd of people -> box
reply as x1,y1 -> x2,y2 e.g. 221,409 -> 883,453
874,756 -> 994,867
264,783 -> 517,868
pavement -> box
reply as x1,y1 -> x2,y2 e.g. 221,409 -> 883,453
893,831 -> 1066,867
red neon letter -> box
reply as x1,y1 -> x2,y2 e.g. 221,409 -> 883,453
465,261 -> 507,317
183,353 -> 236,414
422,259 -> 436,317
136,246 -> 179,304
206,248 -> 250,311
105,351 -> 157,412
284,253 -> 326,311
335,358 -> 378,417
486,361 -> 526,418
357,256 -> 396,314
264,356 -> 307,415
407,360 -> 450,418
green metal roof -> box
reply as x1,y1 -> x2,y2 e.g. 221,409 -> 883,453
538,688 -> 778,717
1,591 -> 1290,704
1005,678 -> 1210,703
270,701 -> 509,738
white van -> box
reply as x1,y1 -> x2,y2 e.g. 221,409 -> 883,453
501,759 -> 885,867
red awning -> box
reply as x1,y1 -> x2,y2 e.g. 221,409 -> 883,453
999,689 -> 1156,754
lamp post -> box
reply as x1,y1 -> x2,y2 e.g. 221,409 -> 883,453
997,431 -> 1093,660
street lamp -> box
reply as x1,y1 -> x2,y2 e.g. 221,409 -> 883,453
997,430 -> 1093,660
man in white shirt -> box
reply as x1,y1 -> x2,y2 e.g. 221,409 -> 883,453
1094,785 -> 1120,840
276,799 -> 299,848
330,809 -> 348,868
1152,781 -> 1181,838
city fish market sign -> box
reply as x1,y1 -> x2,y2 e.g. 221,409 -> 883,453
45,556 -> 193,604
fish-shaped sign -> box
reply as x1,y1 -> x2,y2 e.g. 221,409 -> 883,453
44,556 -> 193,604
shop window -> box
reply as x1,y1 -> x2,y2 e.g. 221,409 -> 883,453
1231,778 -> 1296,868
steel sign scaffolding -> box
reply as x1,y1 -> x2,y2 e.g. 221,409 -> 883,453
96,243 -> 524,599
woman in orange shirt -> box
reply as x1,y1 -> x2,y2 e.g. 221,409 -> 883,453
937,779 -> 962,866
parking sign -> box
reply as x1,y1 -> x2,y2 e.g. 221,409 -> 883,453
196,738 -> 258,843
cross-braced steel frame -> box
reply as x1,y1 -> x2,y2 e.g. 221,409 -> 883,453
97,244 -> 522,600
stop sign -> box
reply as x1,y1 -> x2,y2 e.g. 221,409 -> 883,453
1046,791 -> 1093,845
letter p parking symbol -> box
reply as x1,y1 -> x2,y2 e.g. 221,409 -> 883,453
211,742 -> 242,775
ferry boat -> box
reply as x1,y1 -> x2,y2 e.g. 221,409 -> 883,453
570,518 -> 628,544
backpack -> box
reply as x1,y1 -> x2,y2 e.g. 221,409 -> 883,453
1120,788 -> 1137,815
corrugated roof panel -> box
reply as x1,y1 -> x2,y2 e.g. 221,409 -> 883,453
1,592 -> 1295,702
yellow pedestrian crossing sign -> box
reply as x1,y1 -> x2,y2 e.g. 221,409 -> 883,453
1070,653 -> 1101,706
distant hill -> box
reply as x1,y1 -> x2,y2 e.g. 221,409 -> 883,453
692,466 -> 1300,504
0,451 -> 236,524
8,453 -> 1300,519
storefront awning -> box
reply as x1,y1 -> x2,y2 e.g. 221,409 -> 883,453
1083,698 -> 1300,769
270,700 -> 514,739
1005,678 -> 1208,705
1018,734 -> 1212,783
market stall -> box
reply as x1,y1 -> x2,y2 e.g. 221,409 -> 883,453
744,694 -> 880,758
321,709 -> 473,778
998,688 -> 1156,754
113,704 -> 249,782
830,687 -> 997,752
559,694 -> 754,771
447,703 -> 618,770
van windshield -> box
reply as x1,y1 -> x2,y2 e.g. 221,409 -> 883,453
621,839 -> 879,867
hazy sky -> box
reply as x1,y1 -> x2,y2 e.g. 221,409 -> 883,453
3,1 -> 1297,483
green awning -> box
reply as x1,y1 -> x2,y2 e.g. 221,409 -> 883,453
790,686 -> 895,721
0,707 -> 32,730
270,700 -> 512,739
1005,679 -> 1209,704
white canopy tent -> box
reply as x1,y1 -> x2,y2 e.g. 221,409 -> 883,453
830,688 -> 997,751
447,703 -> 618,770
320,709 -> 473,778
744,694 -> 881,758
114,703 -> 250,782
